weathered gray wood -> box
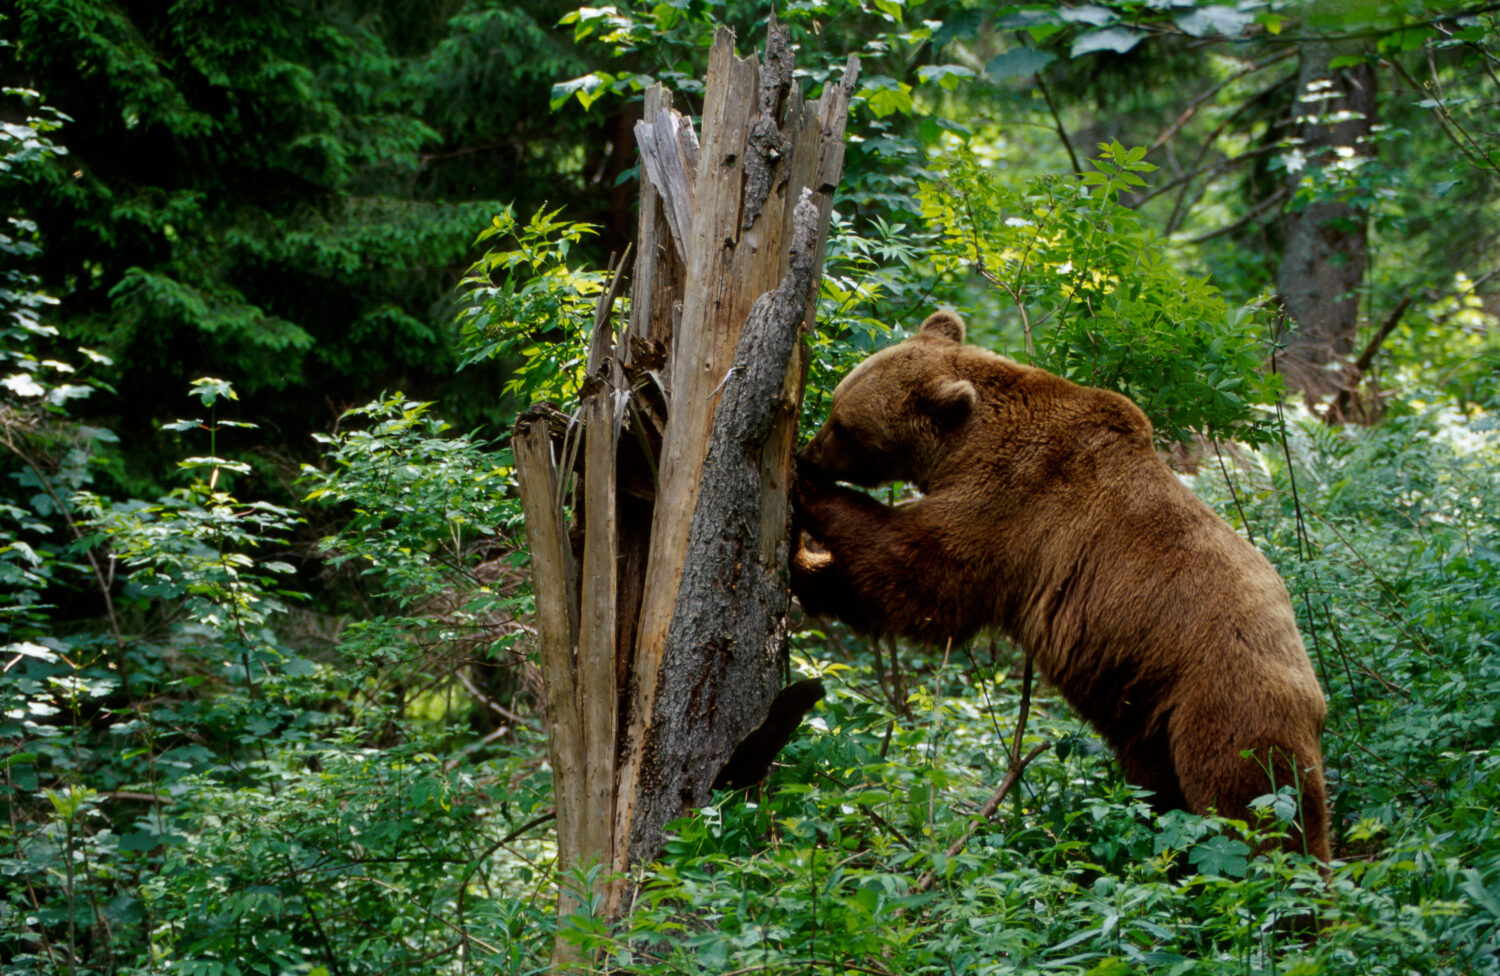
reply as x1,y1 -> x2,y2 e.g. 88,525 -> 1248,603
635,108 -> 698,264
616,26 -> 859,866
626,87 -> 687,359
586,247 -> 630,378
577,380 -> 624,884
510,417 -> 584,967
614,28 -> 766,864
628,194 -> 825,857
512,25 -> 857,966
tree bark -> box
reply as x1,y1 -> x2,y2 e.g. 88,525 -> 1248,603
1274,39 -> 1376,397
511,22 -> 857,970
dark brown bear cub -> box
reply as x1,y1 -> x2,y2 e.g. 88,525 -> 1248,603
793,310 -> 1330,861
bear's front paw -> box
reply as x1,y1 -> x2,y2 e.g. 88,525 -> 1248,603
792,462 -> 835,524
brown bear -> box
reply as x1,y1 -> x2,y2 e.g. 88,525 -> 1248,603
792,310 -> 1330,861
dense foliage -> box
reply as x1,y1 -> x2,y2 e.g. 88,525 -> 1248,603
1,0 -> 606,483
4,1 -> 1500,973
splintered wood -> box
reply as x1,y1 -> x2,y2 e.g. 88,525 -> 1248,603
511,21 -> 856,967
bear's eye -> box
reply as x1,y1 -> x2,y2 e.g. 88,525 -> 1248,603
830,417 -> 877,453
834,417 -> 868,444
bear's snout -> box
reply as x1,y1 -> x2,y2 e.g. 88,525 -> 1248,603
797,429 -> 835,478
795,448 -> 833,490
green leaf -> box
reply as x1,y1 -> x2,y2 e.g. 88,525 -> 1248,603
551,73 -> 610,111
2,544 -> 43,568
932,9 -> 983,47
120,828 -> 182,851
1459,869 -> 1500,920
1175,6 -> 1251,38
1071,28 -> 1141,56
984,47 -> 1056,81
859,78 -> 914,118
45,786 -> 97,821
189,377 -> 236,407
1058,5 -> 1114,26
917,64 -> 975,91
1188,835 -> 1250,877
1,372 -> 45,397
179,456 -> 253,475
4,640 -> 55,661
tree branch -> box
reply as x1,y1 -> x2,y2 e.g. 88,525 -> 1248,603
1179,185 -> 1290,244
1322,292 -> 1414,424
1035,73 -> 1080,175
906,658 -> 1047,899
1150,48 -> 1297,150
907,742 -> 1051,897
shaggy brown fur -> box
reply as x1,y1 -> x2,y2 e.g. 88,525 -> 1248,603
793,310 -> 1330,861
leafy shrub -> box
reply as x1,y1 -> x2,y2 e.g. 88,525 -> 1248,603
301,393 -> 534,744
920,142 -> 1282,446
456,206 -> 605,406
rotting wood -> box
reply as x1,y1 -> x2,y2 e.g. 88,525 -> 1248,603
509,20 -> 857,967
634,108 -> 698,264
627,191 -> 826,858
577,380 -> 623,866
627,87 -> 691,358
510,417 -> 584,945
587,247 -> 631,377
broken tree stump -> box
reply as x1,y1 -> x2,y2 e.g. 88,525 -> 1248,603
512,21 -> 857,970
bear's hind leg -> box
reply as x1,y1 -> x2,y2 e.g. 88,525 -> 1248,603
1168,711 -> 1329,862
1114,727 -> 1188,814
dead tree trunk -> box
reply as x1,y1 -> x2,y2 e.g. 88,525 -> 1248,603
511,23 -> 856,969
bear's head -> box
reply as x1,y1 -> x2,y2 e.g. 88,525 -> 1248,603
799,310 -> 978,490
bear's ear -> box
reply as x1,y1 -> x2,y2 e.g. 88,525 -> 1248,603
919,310 -> 966,343
924,378 -> 977,424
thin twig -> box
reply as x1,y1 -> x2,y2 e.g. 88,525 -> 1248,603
1138,90 -> 1287,209
1321,604 -> 1368,735
1322,292 -> 1414,424
1009,654 -> 1035,771
455,809 -> 558,973
905,655 -> 1045,899
1179,185 -> 1290,244
1150,48 -> 1298,149
1161,141 -> 1286,234
1389,56 -> 1499,179
1035,72 -> 1081,175
98,791 -> 175,805
454,668 -> 529,725
352,875 -> 505,955
0,435 -> 127,657
1212,443 -> 1257,550
907,742 -> 1051,897
813,771 -> 916,850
